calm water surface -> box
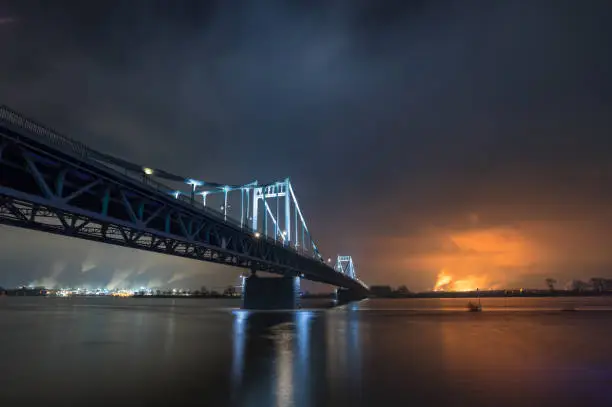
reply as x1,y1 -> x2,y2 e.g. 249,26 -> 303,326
1,297 -> 611,406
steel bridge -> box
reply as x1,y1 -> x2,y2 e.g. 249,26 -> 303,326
0,105 -> 368,296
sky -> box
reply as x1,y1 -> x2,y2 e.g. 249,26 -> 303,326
0,0 -> 611,291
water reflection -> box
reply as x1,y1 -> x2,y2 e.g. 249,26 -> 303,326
231,309 -> 248,400
231,311 -> 292,405
5,298 -> 612,406
163,311 -> 175,359
295,311 -> 314,407
230,309 -> 360,407
273,319 -> 294,407
326,307 -> 363,405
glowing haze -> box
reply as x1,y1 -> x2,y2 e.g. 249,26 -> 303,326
433,271 -> 490,292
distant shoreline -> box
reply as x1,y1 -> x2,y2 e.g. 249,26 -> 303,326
372,290 -> 612,299
2,287 -> 611,299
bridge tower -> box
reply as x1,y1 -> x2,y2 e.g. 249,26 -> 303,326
335,256 -> 357,279
335,255 -> 367,303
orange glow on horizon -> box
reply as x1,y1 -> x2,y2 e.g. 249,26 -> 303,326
433,270 -> 453,291
405,225 -> 537,291
433,269 -> 491,292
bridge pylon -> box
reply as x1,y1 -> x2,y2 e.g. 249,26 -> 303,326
334,255 -> 368,303
335,256 -> 357,279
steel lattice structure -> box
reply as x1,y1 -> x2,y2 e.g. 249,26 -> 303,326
0,105 -> 368,293
335,256 -> 357,280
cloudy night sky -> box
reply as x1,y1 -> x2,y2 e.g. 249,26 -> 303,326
0,0 -> 611,291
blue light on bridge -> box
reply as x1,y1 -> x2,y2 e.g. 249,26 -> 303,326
185,178 -> 204,187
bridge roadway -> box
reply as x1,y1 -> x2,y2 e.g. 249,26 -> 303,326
0,106 -> 368,296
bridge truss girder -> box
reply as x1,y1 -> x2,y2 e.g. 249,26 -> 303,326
0,196 -> 259,268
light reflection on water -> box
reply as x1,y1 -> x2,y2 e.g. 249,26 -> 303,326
1,297 -> 612,406
230,310 -> 321,407
231,309 -> 247,401
273,320 -> 293,407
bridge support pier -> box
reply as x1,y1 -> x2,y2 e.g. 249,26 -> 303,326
242,273 -> 300,310
336,287 -> 367,304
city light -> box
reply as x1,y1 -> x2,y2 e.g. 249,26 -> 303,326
27,285 -> 243,298
143,167 -> 154,175
254,232 -> 261,238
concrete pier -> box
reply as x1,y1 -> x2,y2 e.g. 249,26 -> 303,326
242,274 -> 300,310
336,287 -> 368,304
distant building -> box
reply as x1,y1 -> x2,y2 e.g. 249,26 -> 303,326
370,285 -> 393,297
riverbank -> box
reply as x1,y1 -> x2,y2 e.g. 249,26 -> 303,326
374,289 -> 612,299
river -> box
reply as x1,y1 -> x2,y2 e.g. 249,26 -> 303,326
1,296 -> 611,406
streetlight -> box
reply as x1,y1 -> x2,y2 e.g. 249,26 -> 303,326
143,167 -> 154,175
254,232 -> 261,238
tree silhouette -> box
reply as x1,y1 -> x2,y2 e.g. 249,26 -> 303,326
223,286 -> 237,297
396,285 -> 410,295
545,278 -> 557,291
590,278 -> 604,293
570,280 -> 590,292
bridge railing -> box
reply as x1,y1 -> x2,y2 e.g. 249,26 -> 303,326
0,105 -> 325,263
0,106 -> 93,159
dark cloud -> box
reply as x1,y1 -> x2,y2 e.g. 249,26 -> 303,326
1,0 -> 611,290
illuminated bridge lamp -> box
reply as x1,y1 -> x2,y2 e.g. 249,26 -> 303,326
186,178 -> 204,187
185,179 -> 204,203
143,167 -> 154,175
198,191 -> 209,207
